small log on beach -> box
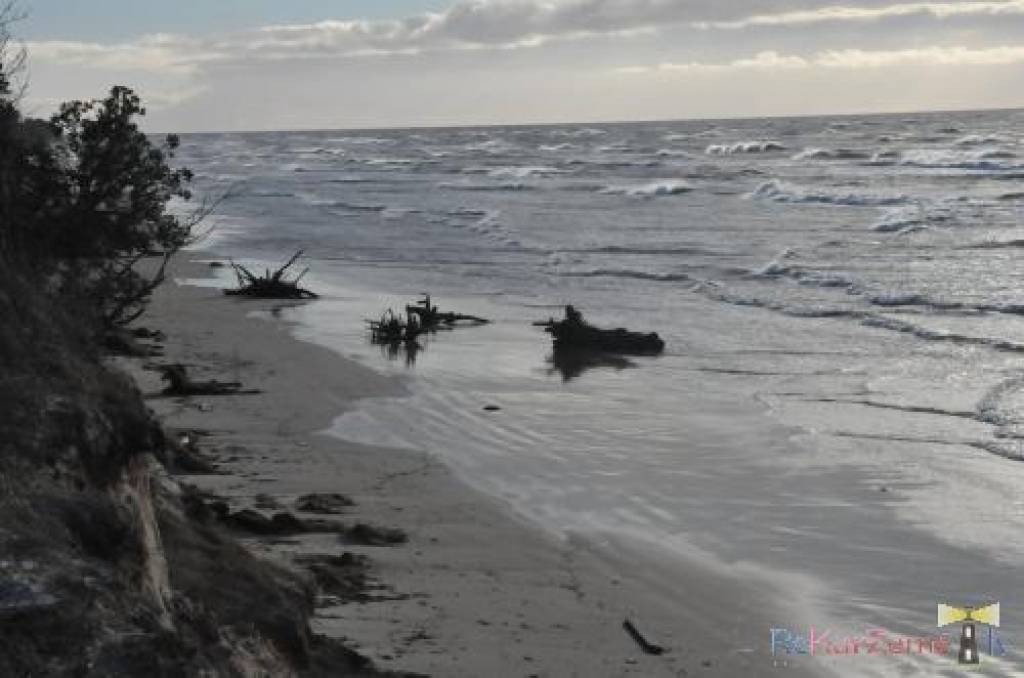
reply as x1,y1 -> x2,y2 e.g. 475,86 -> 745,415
405,293 -> 489,328
224,250 -> 319,299
536,305 -> 665,355
160,364 -> 259,396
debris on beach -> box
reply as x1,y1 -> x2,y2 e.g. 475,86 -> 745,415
368,308 -> 425,345
623,618 -> 666,655
160,363 -> 259,396
224,249 -> 319,299
168,430 -> 220,474
405,293 -> 489,329
296,492 -> 355,514
345,522 -> 408,546
535,305 -> 665,355
294,552 -> 372,603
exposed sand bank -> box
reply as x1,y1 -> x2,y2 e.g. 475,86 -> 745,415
127,257 -> 819,677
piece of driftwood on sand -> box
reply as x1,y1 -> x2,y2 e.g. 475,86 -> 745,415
224,250 -> 319,299
535,305 -> 665,355
159,364 -> 260,396
405,294 -> 489,329
367,308 -> 424,345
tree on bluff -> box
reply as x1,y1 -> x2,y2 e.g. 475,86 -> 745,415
42,86 -> 200,326
1,82 -> 206,327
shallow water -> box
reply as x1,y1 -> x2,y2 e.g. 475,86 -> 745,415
182,110 -> 1024,675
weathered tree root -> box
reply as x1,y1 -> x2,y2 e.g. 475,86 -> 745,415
224,250 -> 319,299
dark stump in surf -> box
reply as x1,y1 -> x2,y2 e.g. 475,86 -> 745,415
536,305 -> 665,356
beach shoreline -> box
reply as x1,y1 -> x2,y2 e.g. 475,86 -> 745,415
126,255 -> 821,677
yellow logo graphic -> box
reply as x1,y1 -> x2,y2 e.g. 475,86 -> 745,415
937,602 -> 1000,665
937,603 -> 1000,629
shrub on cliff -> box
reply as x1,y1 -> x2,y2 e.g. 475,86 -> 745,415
0,11 -> 199,327
3,86 -> 199,327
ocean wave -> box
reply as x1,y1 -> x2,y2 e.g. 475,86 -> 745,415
861,315 -> 1024,353
567,158 -> 662,169
247,190 -> 296,198
965,239 -> 1024,249
706,141 -> 786,155
486,166 -> 565,179
296,193 -> 387,211
539,143 -> 575,152
293,146 -> 346,157
599,179 -> 694,197
586,245 -> 722,256
955,134 -> 1009,146
328,201 -> 389,212
656,148 -> 690,158
362,157 -> 425,166
438,181 -> 535,192
871,206 -> 926,233
752,248 -> 797,276
792,147 -> 870,160
752,252 -> 856,290
867,148 -> 1022,171
868,293 -> 932,307
327,136 -> 393,145
566,268 -> 693,282
551,128 -> 607,138
748,180 -> 911,206
464,139 -> 519,154
867,150 -> 901,165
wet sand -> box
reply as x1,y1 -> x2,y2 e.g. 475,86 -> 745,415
125,257 -> 818,677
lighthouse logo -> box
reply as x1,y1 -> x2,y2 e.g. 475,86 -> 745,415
937,602 -> 1000,665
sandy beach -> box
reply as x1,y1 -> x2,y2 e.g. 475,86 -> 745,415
121,257 -> 822,678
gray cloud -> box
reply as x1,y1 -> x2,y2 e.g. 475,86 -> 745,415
34,0 -> 1002,69
21,0 -> 1024,129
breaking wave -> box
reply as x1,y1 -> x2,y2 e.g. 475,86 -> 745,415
566,269 -> 694,283
438,181 -> 535,191
748,180 -> 911,206
706,141 -> 786,155
792,147 -> 870,160
599,179 -> 694,197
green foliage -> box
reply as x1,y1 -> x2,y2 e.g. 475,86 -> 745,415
0,85 -> 198,327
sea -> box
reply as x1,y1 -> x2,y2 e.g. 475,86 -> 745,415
178,109 -> 1024,675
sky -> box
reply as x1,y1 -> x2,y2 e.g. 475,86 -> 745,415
11,0 -> 1024,131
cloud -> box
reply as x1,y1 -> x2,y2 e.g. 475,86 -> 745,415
29,0 -> 976,71
701,0 -> 1024,30
617,45 -> 1024,74
27,34 -> 223,75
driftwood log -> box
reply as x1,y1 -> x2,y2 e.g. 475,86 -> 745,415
623,618 -> 666,655
159,364 -> 259,396
367,308 -> 424,345
536,306 -> 664,355
405,294 -> 489,328
225,250 -> 319,299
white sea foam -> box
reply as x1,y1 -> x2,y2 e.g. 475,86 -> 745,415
486,166 -> 565,179
955,134 -> 1008,146
896,149 -> 1020,171
600,179 -> 694,197
438,181 -> 534,191
792,147 -> 869,160
872,205 -> 925,233
539,143 -> 575,152
568,268 -> 693,282
748,180 -> 911,206
706,141 -> 785,155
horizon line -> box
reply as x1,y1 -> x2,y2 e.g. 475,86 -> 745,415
153,103 -> 1024,136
